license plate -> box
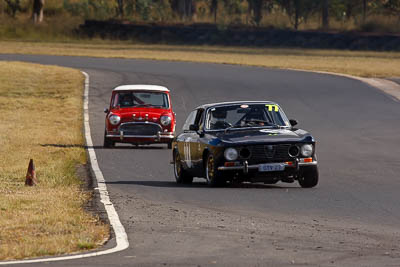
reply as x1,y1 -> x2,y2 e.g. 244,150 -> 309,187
258,163 -> 285,172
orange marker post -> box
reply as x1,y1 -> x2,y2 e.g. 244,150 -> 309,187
25,159 -> 38,186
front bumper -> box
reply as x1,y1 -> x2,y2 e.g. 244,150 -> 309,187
106,131 -> 174,143
218,159 -> 317,173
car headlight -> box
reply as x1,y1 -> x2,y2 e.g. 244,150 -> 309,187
160,115 -> 171,126
224,148 -> 238,161
109,115 -> 121,125
301,144 -> 313,157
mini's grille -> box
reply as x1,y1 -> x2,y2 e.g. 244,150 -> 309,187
119,123 -> 162,136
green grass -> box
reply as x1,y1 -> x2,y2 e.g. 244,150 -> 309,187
0,61 -> 109,260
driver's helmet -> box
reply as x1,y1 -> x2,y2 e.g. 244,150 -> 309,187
245,108 -> 264,121
119,93 -> 133,107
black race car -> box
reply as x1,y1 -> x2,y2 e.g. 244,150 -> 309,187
172,101 -> 318,188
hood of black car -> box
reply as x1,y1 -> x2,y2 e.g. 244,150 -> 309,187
215,128 -> 313,144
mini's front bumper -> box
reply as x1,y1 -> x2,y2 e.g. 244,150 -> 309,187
106,131 -> 174,143
218,159 -> 317,173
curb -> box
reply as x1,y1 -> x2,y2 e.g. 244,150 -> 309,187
0,72 -> 129,265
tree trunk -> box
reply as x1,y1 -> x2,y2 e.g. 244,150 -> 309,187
177,0 -> 195,21
186,0 -> 192,19
177,0 -> 187,20
294,0 -> 300,30
32,0 -> 44,24
253,0 -> 263,26
211,0 -> 217,23
345,2 -> 353,21
247,0 -> 254,25
322,0 -> 329,29
362,0 -> 367,23
116,0 -> 124,18
5,0 -> 21,18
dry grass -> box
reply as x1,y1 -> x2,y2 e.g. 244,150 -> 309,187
0,62 -> 109,260
1,41 -> 400,78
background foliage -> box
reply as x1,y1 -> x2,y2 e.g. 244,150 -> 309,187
0,0 -> 399,41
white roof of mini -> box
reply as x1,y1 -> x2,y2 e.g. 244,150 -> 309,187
113,85 -> 169,92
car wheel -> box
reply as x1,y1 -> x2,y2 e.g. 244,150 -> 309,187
206,153 -> 225,187
174,151 -> 193,184
167,142 -> 172,149
103,131 -> 115,148
298,166 -> 319,188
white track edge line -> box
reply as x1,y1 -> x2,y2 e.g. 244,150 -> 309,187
0,71 -> 129,265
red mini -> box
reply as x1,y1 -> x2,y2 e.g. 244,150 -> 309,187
104,85 -> 176,148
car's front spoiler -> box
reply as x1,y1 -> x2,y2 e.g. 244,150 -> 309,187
218,160 -> 317,173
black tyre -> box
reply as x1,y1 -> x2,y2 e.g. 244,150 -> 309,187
298,166 -> 319,188
167,142 -> 172,149
173,151 -> 193,184
205,153 -> 225,187
103,131 -> 115,148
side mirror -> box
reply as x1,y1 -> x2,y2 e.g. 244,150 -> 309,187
189,124 -> 199,131
289,119 -> 298,127
104,108 -> 109,114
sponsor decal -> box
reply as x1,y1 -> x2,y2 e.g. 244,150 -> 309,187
184,138 -> 192,168
260,129 -> 280,136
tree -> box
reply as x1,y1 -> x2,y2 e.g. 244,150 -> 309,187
247,0 -> 263,26
171,0 -> 196,20
32,0 -> 44,23
277,0 -> 319,29
362,0 -> 367,22
246,0 -> 273,26
209,0 -> 218,23
4,0 -> 21,17
116,0 -> 124,17
382,0 -> 400,15
322,0 -> 329,29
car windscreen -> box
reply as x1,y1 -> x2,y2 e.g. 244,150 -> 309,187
113,91 -> 169,108
205,104 -> 290,130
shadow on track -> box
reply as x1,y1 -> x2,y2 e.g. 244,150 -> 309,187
41,144 -> 168,150
105,180 -> 300,189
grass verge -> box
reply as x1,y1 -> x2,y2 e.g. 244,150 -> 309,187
0,62 -> 109,260
1,41 -> 400,78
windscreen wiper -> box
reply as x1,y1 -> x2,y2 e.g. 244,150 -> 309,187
135,104 -> 152,107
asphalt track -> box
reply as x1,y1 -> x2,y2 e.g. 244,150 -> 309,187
1,54 -> 400,266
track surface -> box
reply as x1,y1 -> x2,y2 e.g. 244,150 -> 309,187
1,54 -> 400,266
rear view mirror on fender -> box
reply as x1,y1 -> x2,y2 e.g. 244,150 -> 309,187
289,119 -> 298,126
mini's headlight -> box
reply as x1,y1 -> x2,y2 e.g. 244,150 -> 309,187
109,115 -> 121,125
160,115 -> 171,126
224,148 -> 238,161
301,144 -> 313,157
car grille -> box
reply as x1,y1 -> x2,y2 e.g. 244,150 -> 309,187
240,144 -> 293,164
119,123 -> 162,136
